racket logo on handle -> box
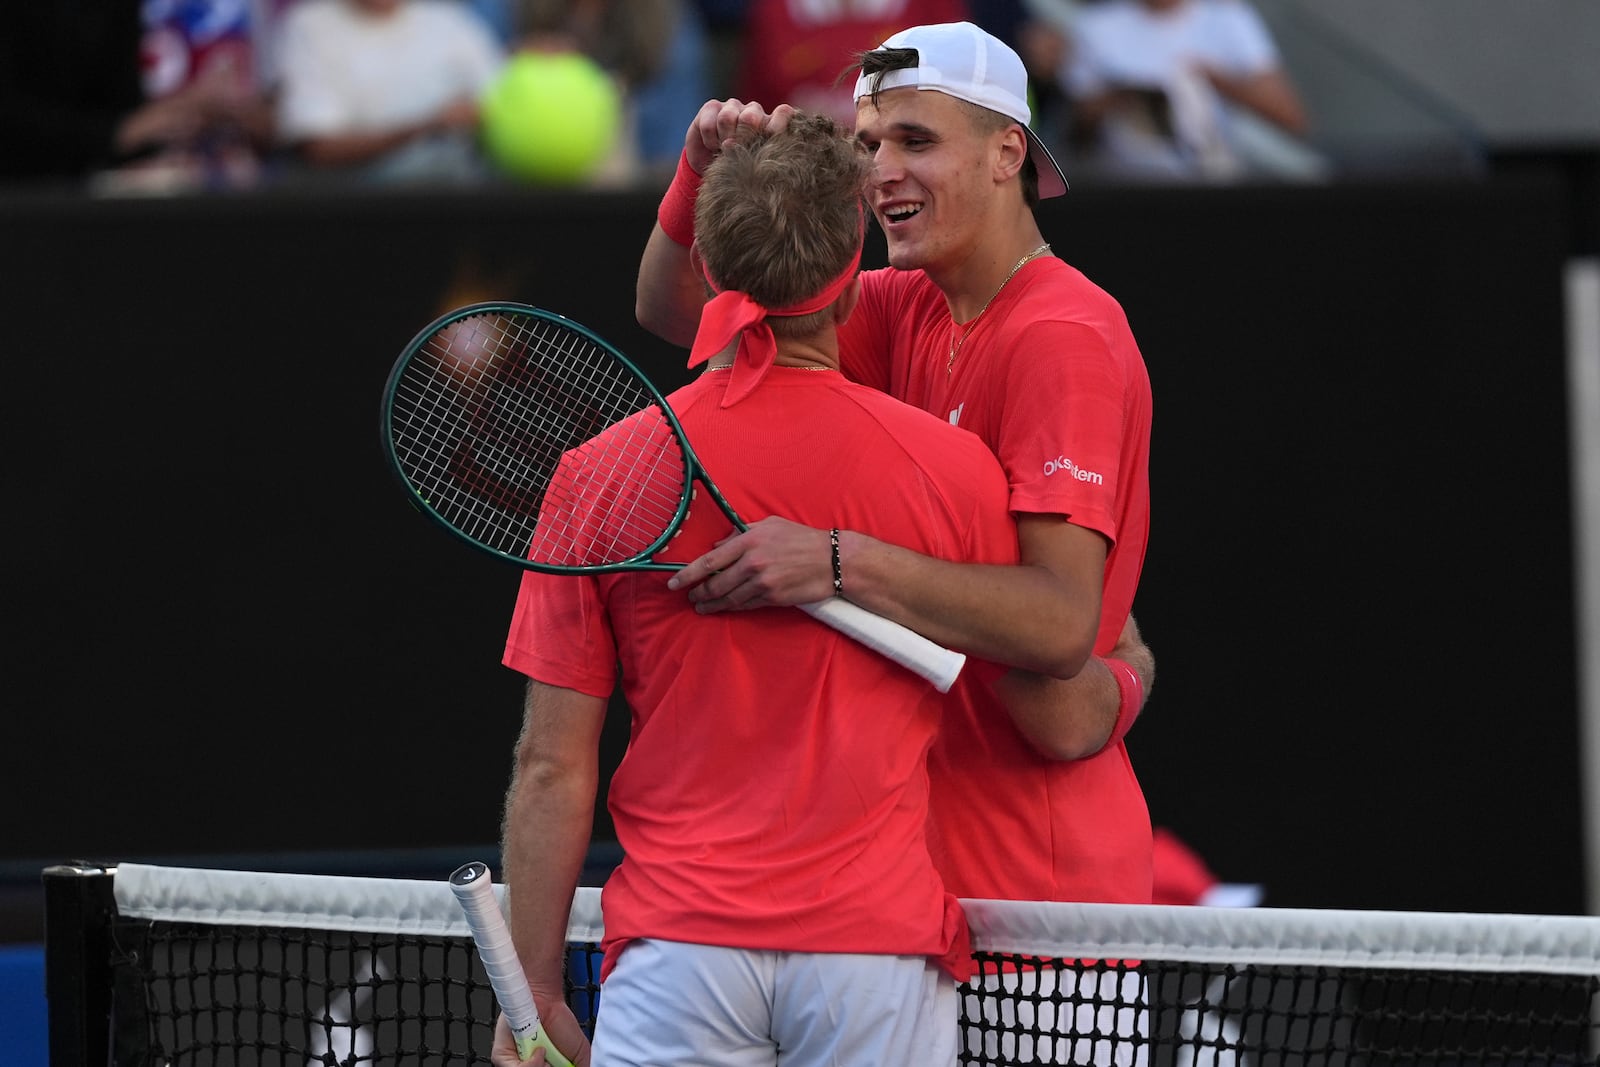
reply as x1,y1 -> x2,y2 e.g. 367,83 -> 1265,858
381,301 -> 965,692
449,862 -> 575,1067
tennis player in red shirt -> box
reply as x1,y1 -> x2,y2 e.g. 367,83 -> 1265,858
640,19 -> 1154,913
497,113 -> 1025,1067
637,21 -> 1155,1064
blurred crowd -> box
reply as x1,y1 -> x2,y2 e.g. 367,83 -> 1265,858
0,0 -> 1324,196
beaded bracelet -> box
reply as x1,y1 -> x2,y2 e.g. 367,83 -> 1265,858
829,528 -> 843,595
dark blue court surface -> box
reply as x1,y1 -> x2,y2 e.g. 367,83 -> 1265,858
0,943 -> 46,1067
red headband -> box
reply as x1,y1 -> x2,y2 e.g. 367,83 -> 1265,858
688,237 -> 864,408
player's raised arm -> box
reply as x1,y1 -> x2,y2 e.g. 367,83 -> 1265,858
636,98 -> 797,347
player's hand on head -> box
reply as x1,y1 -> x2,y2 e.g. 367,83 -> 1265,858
667,516 -> 834,611
755,102 -> 798,138
685,99 -> 798,174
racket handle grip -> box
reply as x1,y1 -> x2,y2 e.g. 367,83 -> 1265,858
799,597 -> 966,693
449,862 -> 575,1067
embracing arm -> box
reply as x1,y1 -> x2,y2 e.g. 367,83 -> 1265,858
494,680 -> 606,1067
838,513 -> 1106,677
995,612 -> 1155,759
669,513 -> 1105,679
667,514 -> 1158,759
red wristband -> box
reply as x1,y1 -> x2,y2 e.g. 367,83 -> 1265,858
656,150 -> 702,247
1103,657 -> 1144,749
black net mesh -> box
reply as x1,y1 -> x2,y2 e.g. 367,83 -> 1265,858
105,917 -> 1598,1065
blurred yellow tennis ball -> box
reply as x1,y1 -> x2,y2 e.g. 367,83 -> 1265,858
481,52 -> 621,185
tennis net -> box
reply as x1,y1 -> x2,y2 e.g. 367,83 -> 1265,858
43,861 -> 1600,1065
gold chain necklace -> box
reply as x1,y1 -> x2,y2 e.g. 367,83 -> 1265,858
946,243 -> 1051,375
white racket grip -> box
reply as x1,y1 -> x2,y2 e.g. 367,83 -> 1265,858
449,862 -> 574,1067
799,597 -> 966,693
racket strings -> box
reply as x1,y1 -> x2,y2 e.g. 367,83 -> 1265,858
389,311 -> 690,566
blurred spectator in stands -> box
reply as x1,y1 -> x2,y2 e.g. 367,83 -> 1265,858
968,0 -> 1033,48
615,0 -> 713,180
466,0 -> 520,45
1,4 -> 274,193
1043,0 -> 1325,183
995,1 -> 1076,150
730,0 -> 973,128
513,0 -> 711,184
690,0 -> 749,34
272,0 -> 506,185
125,0 -> 281,192
972,0 -> 1081,104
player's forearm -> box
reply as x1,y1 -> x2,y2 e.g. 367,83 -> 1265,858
502,768 -> 594,996
992,659 -> 1120,759
991,617 -> 1153,760
501,730 -> 599,998
837,530 -> 1098,677
635,224 -> 706,347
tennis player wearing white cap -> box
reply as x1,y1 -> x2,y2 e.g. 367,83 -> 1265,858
638,20 -> 1155,1067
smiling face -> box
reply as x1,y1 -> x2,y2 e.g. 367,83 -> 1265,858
854,87 -> 1026,280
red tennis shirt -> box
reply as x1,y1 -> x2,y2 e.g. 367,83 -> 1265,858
503,368 -> 1020,978
841,258 -> 1156,904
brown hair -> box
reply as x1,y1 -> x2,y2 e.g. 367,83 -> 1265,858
693,111 -> 869,339
855,46 -> 1041,207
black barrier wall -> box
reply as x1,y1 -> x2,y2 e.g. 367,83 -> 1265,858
0,176 -> 1581,931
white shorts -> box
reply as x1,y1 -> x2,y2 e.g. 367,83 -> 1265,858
591,938 -> 958,1067
961,965 -> 1149,1066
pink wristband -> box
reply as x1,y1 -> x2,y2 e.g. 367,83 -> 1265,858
656,150 -> 702,247
1104,657 -> 1144,748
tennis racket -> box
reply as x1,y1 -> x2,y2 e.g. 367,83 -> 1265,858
380,301 -> 966,692
450,861 -> 574,1067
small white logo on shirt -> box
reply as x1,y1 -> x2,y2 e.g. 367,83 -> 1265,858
1044,455 -> 1104,484
948,402 -> 964,426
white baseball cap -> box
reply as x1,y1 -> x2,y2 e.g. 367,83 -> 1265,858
852,21 -> 1069,199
